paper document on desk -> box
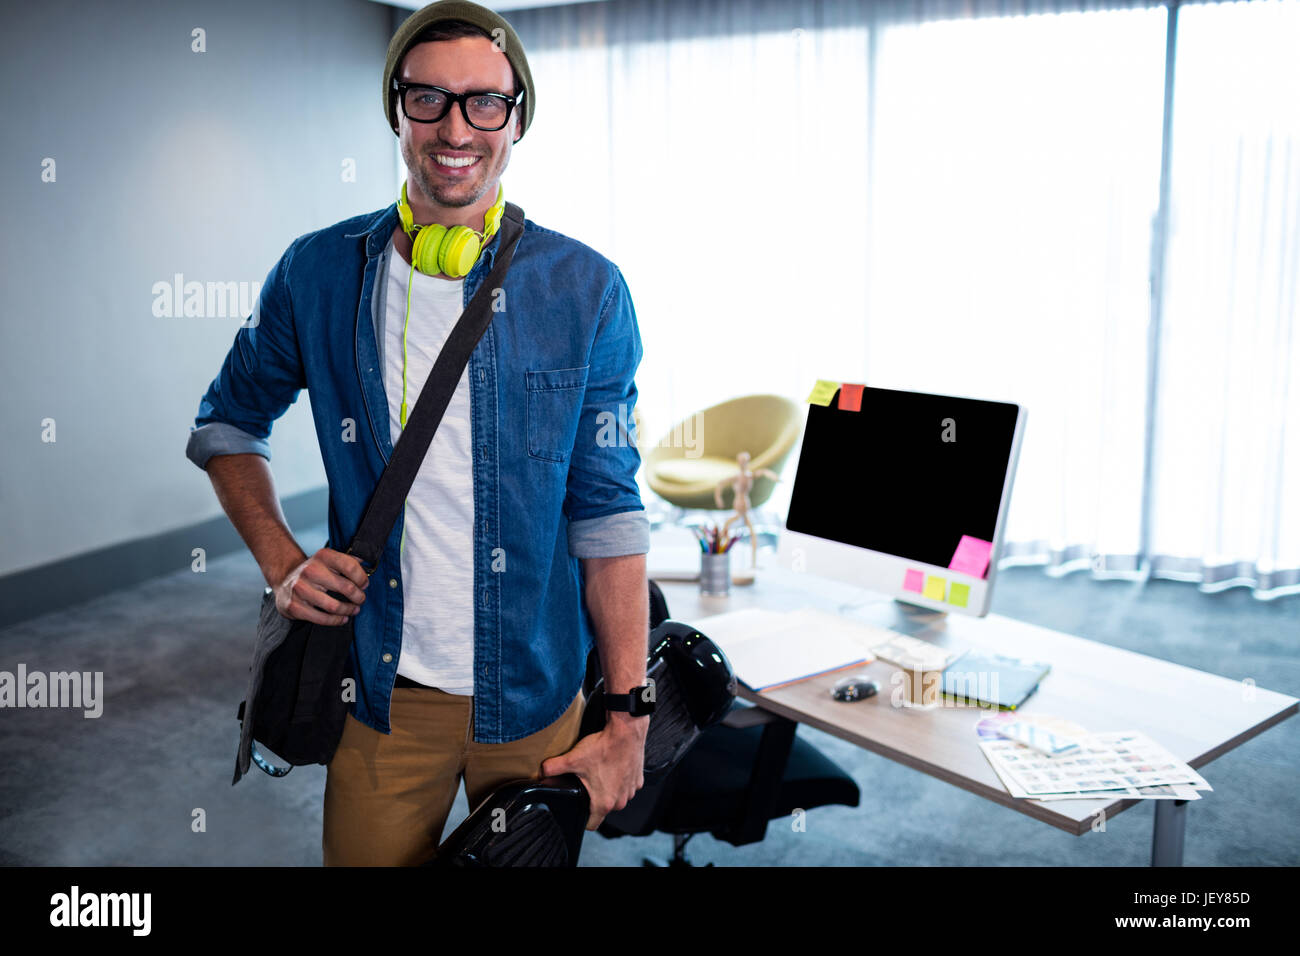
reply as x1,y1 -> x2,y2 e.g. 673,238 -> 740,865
980,730 -> 1212,801
691,607 -> 874,692
983,747 -> 1202,802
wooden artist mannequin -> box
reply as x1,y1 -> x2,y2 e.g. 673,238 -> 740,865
714,450 -> 780,583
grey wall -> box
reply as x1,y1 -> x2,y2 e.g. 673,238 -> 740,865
0,0 -> 399,578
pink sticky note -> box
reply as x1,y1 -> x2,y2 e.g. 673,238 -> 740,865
949,535 -> 993,578
903,569 -> 925,593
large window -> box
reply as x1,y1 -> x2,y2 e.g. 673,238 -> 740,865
867,8 -> 1167,566
507,0 -> 1300,594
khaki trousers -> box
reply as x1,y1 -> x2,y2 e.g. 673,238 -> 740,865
322,687 -> 585,866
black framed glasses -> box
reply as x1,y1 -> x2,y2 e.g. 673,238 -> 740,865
393,80 -> 522,132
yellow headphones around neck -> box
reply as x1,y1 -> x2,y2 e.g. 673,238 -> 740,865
393,180 -> 507,432
397,180 -> 506,278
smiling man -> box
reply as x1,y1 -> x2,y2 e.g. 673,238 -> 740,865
185,0 -> 651,866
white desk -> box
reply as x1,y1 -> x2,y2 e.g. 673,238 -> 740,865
652,564 -> 1298,865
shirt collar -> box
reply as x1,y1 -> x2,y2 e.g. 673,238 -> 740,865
357,204 -> 400,259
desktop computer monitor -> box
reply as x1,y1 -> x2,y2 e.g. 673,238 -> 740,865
774,385 -> 1026,617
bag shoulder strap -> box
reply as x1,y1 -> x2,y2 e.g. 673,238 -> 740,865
346,201 -> 525,570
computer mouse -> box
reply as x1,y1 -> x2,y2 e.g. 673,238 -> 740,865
831,675 -> 880,702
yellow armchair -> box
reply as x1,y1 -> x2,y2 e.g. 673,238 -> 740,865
643,394 -> 803,511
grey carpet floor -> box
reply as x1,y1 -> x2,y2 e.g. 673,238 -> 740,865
1,523 -> 1296,866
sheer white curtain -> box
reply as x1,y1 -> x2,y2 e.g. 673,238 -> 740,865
1151,0 -> 1300,595
505,0 -> 1300,598
865,7 -> 1167,573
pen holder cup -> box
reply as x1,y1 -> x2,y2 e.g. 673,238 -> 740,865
700,551 -> 732,597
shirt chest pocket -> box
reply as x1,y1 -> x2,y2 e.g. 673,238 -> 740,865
526,365 -> 590,463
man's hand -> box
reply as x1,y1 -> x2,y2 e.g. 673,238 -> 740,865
275,547 -> 369,626
541,712 -> 648,830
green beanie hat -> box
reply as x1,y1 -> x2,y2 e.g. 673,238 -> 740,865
383,1 -> 535,141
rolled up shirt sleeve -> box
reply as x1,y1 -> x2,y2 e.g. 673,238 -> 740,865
564,264 -> 650,558
186,421 -> 272,470
184,250 -> 306,471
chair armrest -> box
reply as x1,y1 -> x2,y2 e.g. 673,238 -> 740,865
721,703 -> 786,728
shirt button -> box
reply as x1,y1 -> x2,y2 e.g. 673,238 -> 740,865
389,578 -> 398,588
382,653 -> 393,663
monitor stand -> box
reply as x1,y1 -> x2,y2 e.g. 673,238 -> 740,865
832,594 -> 949,637
893,597 -> 949,621
891,598 -> 953,639
829,590 -> 947,622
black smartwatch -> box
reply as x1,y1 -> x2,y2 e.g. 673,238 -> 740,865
604,686 -> 655,717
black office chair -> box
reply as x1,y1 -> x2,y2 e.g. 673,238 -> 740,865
590,583 -> 862,866
595,703 -> 860,865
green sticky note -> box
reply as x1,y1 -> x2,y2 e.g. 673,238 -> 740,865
947,582 -> 970,608
923,575 -> 946,601
806,379 -> 840,406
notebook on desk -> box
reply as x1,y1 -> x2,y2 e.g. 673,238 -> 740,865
691,607 -> 878,692
941,651 -> 1051,710
646,545 -> 701,582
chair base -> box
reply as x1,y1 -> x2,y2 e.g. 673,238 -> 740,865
640,833 -> 712,867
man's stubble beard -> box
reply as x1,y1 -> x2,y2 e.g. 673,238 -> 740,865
402,139 -> 508,210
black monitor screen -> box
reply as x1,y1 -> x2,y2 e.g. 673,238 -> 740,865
785,387 -> 1020,576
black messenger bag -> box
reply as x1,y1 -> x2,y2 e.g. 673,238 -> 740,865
232,202 -> 527,785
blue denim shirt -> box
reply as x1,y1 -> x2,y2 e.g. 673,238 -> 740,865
186,202 -> 649,743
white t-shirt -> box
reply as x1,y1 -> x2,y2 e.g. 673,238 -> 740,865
383,240 -> 475,695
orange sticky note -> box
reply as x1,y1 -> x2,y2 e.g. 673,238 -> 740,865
837,383 -> 864,411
